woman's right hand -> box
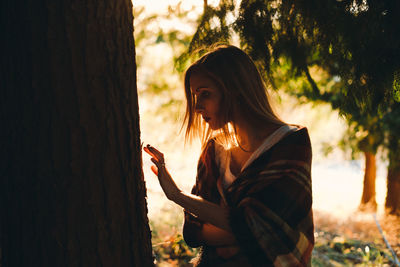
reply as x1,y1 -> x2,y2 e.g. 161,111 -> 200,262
143,144 -> 181,201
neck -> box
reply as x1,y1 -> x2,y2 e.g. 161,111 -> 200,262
234,120 -> 281,153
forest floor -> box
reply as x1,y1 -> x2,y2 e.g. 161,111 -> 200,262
312,210 -> 400,266
150,210 -> 400,266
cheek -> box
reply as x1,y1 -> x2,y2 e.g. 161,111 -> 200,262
210,99 -> 221,114
213,94 -> 223,113
213,101 -> 226,124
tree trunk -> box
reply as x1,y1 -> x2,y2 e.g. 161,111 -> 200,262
385,151 -> 400,215
359,151 -> 377,211
1,0 -> 154,266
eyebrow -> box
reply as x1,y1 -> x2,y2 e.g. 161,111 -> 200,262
193,86 -> 208,93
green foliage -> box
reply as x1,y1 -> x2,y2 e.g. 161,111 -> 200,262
134,2 -> 196,83
190,1 -> 234,48
152,233 -> 198,266
393,70 -> 400,102
133,3 -> 197,124
186,0 -> 400,108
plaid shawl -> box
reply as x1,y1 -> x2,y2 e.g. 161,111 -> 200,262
183,127 -> 314,266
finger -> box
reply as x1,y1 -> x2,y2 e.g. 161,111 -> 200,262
146,145 -> 164,160
150,165 -> 158,175
144,149 -> 162,165
143,147 -> 158,161
143,146 -> 156,158
150,157 -> 161,167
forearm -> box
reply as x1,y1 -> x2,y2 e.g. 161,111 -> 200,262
175,191 -> 231,232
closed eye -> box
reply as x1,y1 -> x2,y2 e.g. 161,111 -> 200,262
193,88 -> 212,104
200,91 -> 211,98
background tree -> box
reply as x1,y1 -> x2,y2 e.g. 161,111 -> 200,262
382,101 -> 400,214
184,0 -> 400,214
271,59 -> 383,211
0,0 -> 154,266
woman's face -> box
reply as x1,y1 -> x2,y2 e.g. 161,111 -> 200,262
190,72 -> 224,130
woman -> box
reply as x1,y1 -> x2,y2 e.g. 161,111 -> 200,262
144,45 -> 314,266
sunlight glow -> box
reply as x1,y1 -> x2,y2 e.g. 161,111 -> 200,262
135,0 -> 388,225
134,0 -> 203,15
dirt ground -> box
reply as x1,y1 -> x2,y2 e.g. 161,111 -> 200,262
313,209 -> 400,264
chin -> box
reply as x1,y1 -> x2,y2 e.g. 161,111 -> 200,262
209,125 -> 219,130
208,122 -> 225,131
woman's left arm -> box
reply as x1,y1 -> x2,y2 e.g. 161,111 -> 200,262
176,191 -> 231,231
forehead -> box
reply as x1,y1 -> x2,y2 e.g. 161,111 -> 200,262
189,71 -> 218,92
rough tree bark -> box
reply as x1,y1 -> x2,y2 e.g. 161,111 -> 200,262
1,0 -> 154,266
385,137 -> 400,215
385,165 -> 400,215
359,151 -> 377,211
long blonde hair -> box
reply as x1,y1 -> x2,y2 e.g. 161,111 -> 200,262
183,45 -> 284,148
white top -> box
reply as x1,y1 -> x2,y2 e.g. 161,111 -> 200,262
215,125 -> 299,189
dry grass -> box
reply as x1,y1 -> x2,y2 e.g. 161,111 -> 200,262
314,210 -> 400,252
380,214 -> 400,257
313,209 -> 400,266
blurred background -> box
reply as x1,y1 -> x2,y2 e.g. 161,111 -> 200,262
134,1 -> 399,266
